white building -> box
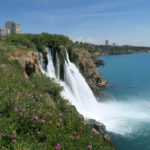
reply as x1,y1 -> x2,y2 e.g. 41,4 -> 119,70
5,21 -> 21,34
0,27 -> 10,39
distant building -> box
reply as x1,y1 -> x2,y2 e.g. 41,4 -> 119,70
113,43 -> 115,46
5,21 -> 21,34
105,40 -> 109,46
0,27 -> 10,39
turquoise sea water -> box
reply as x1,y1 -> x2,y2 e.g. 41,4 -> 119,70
97,53 -> 150,150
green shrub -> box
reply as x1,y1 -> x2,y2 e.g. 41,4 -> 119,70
30,74 -> 63,99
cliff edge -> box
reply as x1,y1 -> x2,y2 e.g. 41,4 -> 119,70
75,48 -> 107,91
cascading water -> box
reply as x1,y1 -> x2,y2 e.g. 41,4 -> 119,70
39,48 -> 150,136
46,47 -> 56,78
39,53 -> 46,74
56,52 -> 60,79
40,47 -> 98,115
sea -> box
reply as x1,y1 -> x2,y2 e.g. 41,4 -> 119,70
97,53 -> 150,150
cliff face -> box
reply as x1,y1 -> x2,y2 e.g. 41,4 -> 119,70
8,48 -> 107,92
75,48 -> 107,90
9,50 -> 41,78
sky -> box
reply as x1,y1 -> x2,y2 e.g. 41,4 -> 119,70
1,0 -> 150,46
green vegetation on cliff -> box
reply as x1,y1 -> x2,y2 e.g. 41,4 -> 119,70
1,33 -> 107,95
4,33 -> 77,66
0,47 -> 115,150
4,33 -> 78,80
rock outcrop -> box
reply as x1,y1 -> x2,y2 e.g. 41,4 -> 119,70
94,59 -> 105,67
75,48 -> 107,90
86,119 -> 112,144
9,50 -> 41,78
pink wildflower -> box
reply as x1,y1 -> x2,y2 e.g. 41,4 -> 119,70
16,109 -> 19,112
26,132 -> 30,135
34,115 -> 39,120
32,99 -> 36,103
38,103 -> 41,107
57,123 -> 61,128
18,81 -> 22,84
59,118 -> 62,122
56,143 -> 60,150
12,139 -> 16,143
71,136 -> 74,139
59,113 -> 63,116
37,131 -> 40,135
50,113 -> 54,117
74,131 -> 77,135
13,134 -> 16,138
14,89 -> 18,92
49,120 -> 53,124
41,120 -> 45,123
88,145 -> 92,149
77,136 -> 80,139
90,136 -> 93,139
80,127 -> 83,130
24,92 -> 29,97
19,112 -> 23,117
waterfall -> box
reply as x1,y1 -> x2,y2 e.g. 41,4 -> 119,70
39,53 -> 46,74
39,47 -> 98,117
39,48 -> 150,135
56,52 -> 60,79
46,47 -> 56,78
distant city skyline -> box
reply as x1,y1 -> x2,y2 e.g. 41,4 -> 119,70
0,21 -> 21,39
1,0 -> 150,46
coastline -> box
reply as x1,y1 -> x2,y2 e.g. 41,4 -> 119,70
93,50 -> 150,57
96,52 -> 150,150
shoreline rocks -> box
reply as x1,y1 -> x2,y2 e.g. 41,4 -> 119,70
86,119 -> 113,144
94,59 -> 105,67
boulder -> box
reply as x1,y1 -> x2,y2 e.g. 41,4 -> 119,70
86,119 -> 112,144
86,119 -> 106,135
94,59 -> 105,67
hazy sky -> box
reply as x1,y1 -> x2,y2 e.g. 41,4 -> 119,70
1,0 -> 150,46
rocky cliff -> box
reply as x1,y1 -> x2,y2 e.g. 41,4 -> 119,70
75,48 -> 107,91
9,49 -> 41,78
8,47 -> 107,91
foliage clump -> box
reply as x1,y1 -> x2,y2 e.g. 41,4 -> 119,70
4,33 -> 77,66
4,33 -> 78,80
